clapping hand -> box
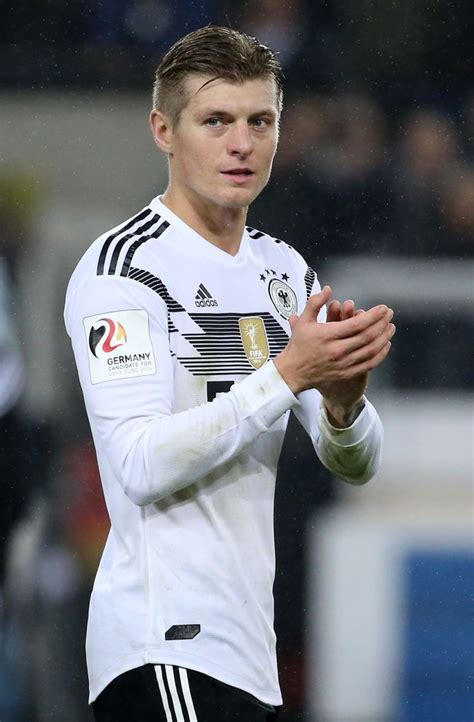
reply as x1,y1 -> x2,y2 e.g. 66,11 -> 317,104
275,286 -> 395,427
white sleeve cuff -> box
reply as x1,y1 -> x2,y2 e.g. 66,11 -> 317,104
232,360 -> 298,429
318,397 -> 377,447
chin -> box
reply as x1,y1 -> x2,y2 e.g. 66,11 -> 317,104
219,189 -> 260,209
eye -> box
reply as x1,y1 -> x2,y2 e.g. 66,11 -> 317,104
205,117 -> 223,127
250,117 -> 270,129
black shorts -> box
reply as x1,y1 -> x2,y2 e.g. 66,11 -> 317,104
92,664 -> 279,722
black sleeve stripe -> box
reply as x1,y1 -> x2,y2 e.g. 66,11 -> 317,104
107,215 -> 159,276
96,208 -> 152,275
120,220 -> 170,277
304,266 -> 316,300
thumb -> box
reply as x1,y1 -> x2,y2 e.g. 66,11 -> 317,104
300,285 -> 332,321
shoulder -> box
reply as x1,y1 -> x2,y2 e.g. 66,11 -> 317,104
245,225 -> 309,270
245,225 -> 320,301
64,204 -> 173,328
70,204 -> 170,285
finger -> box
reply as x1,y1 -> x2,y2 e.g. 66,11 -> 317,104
342,316 -> 395,355
340,340 -> 393,379
355,309 -> 365,316
341,299 -> 355,321
326,300 -> 341,323
301,285 -> 332,321
342,323 -> 396,367
329,314 -> 393,361
332,305 -> 391,339
288,314 -> 299,332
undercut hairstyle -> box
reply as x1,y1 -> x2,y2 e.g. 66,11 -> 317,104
152,26 -> 284,125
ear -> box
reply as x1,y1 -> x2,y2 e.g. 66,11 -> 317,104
150,110 -> 173,154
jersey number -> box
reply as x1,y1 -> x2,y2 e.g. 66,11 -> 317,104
207,381 -> 233,402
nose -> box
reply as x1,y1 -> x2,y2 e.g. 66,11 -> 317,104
227,121 -> 253,158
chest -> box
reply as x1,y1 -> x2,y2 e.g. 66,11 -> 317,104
164,257 -> 304,378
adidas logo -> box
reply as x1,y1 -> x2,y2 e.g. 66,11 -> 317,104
195,283 -> 218,307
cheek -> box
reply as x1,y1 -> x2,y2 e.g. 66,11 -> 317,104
181,143 -> 210,179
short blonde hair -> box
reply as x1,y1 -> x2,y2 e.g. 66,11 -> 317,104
152,25 -> 283,125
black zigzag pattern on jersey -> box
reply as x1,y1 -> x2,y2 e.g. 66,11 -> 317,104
96,210 -> 170,276
246,226 -> 265,239
125,268 -> 288,376
128,267 -> 185,312
178,312 -> 288,376
246,225 -> 290,247
304,266 -> 316,300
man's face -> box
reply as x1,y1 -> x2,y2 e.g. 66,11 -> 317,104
163,75 -> 280,211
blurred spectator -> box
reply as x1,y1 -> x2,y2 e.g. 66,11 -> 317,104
0,171 -> 40,585
308,92 -> 391,257
250,91 -> 391,262
0,172 -> 54,721
0,259 -> 25,584
248,93 -> 327,262
82,0 -> 222,85
0,192 -> 28,722
232,0 -> 352,94
438,168 -> 474,255
19,442 -> 109,722
237,0 -> 308,69
388,108 -> 459,256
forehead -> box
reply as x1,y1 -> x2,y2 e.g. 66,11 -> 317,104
182,74 -> 280,115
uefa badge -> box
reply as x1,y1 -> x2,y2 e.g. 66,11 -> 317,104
268,278 -> 297,320
83,309 -> 156,383
239,317 -> 270,369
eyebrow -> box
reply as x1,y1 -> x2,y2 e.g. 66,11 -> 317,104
198,108 -> 278,120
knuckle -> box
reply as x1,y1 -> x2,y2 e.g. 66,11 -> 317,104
328,345 -> 343,363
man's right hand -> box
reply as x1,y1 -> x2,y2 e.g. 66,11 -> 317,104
274,286 -> 395,398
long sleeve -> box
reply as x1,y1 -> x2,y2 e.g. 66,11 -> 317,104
120,361 -> 296,505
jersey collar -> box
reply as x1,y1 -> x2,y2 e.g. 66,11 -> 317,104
149,195 -> 250,267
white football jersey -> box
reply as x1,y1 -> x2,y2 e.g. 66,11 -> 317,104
64,196 -> 383,705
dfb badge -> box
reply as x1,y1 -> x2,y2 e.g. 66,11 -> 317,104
268,278 -> 297,320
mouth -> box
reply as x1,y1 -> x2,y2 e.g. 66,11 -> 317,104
221,168 -> 255,184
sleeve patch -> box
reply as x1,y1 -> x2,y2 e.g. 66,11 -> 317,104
83,309 -> 156,384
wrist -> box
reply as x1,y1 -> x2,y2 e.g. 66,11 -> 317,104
273,352 -> 305,395
322,398 -> 365,428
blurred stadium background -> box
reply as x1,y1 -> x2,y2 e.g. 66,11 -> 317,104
0,1 -> 472,720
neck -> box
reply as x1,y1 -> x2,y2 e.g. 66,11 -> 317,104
161,186 -> 247,256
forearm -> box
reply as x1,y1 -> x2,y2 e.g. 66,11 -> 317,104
107,362 -> 297,505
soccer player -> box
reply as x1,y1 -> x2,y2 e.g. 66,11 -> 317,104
64,26 -> 395,722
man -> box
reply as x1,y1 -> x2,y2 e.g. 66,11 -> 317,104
64,26 -> 394,722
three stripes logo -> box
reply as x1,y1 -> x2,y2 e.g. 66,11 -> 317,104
195,283 -> 218,308
155,665 -> 198,722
